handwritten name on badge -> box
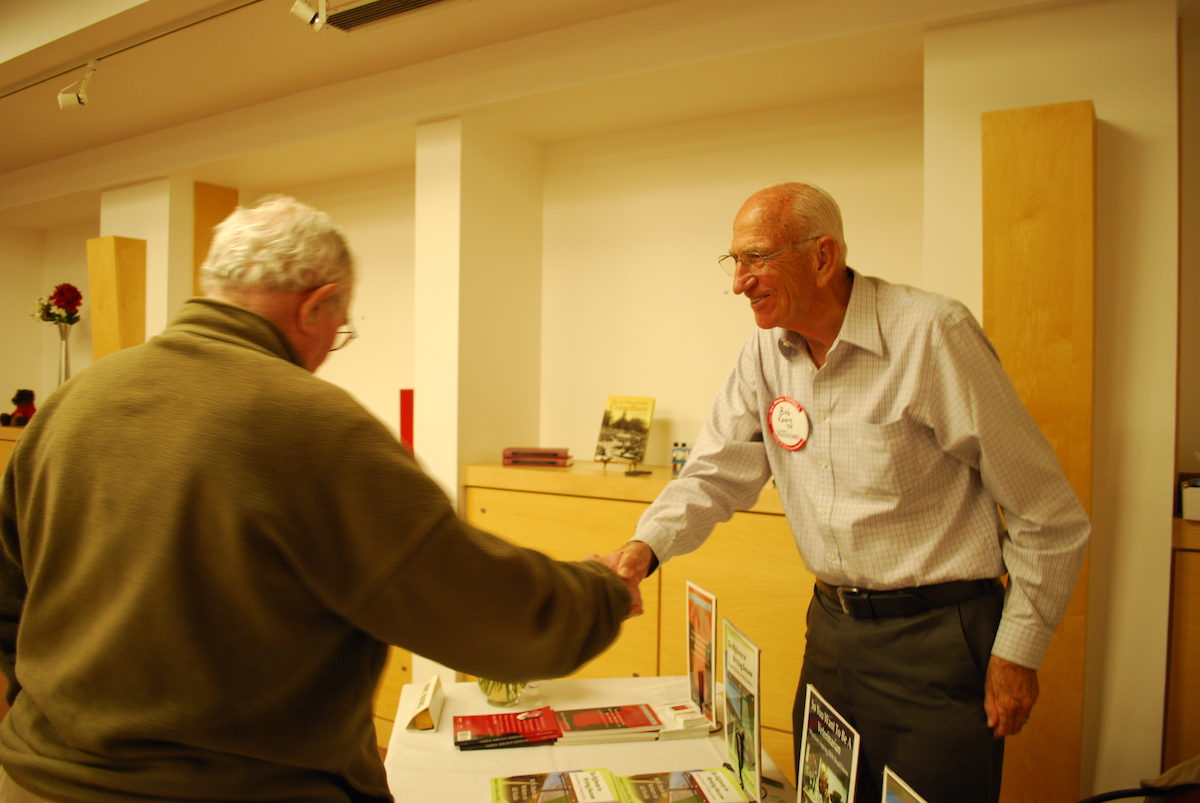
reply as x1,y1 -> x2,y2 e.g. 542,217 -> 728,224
768,396 -> 809,451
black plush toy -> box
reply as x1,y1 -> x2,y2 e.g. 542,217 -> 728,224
1,390 -> 36,427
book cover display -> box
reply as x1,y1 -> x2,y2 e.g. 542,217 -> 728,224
723,619 -> 761,802
685,581 -> 718,730
491,769 -> 621,803
594,396 -> 655,464
615,767 -> 749,803
797,685 -> 860,803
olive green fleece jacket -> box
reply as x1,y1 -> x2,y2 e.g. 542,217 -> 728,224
0,298 -> 630,802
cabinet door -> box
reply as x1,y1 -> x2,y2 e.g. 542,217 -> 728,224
1165,549 -> 1200,767
658,510 -> 812,738
464,486 -> 660,680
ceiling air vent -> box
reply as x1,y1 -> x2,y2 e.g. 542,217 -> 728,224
327,0 -> 447,32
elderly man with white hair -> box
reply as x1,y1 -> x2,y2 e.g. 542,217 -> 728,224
0,196 -> 631,802
608,183 -> 1089,803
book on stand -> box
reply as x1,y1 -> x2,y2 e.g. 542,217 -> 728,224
554,703 -> 663,745
491,769 -> 622,803
686,581 -> 719,731
614,767 -> 749,803
882,766 -> 930,803
594,396 -> 655,464
797,684 -> 860,803
723,619 -> 762,801
453,706 -> 562,750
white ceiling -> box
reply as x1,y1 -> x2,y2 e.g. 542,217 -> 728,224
0,0 -> 1100,229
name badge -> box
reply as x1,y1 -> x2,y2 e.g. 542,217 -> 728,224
768,396 -> 809,451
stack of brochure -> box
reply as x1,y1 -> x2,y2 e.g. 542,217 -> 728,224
652,700 -> 711,740
490,767 -> 748,803
452,706 -> 562,750
554,704 -> 664,745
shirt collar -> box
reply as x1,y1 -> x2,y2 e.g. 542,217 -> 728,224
775,268 -> 883,358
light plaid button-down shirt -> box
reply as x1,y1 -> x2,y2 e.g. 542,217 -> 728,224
634,272 -> 1089,669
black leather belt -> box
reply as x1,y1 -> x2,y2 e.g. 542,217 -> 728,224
814,577 -> 1002,619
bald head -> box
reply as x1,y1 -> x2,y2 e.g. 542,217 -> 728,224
739,183 -> 848,265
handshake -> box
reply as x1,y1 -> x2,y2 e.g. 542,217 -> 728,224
586,541 -> 656,619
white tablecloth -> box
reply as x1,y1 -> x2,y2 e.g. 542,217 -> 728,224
383,675 -> 795,802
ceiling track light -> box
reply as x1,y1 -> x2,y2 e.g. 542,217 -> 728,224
57,60 -> 98,109
290,0 -> 328,32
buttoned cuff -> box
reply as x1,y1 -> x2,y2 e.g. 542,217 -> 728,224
990,618 -> 1054,671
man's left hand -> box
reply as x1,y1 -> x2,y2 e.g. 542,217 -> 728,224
984,655 -> 1039,738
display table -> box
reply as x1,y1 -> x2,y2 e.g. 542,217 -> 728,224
384,676 -> 795,802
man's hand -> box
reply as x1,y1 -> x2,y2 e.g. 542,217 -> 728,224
586,541 -> 656,619
984,655 -> 1039,738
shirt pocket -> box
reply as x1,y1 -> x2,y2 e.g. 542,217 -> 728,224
839,418 -> 926,498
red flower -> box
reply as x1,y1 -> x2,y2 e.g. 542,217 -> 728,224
50,283 -> 82,314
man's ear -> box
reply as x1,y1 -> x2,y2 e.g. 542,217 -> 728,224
812,237 -> 841,285
297,283 -> 341,333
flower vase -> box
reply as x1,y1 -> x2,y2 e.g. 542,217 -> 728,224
56,323 -> 72,387
476,677 -> 526,707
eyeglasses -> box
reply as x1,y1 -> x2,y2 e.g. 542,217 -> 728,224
330,322 -> 357,351
717,236 -> 819,276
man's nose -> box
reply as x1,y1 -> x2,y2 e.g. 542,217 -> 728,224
732,263 -> 755,295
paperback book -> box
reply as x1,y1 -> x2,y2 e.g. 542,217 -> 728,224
594,396 -> 655,464
882,766 -> 930,803
615,767 -> 749,803
651,700 -> 710,740
797,685 -> 859,803
453,706 -> 562,750
723,619 -> 761,801
503,456 -> 575,467
491,769 -> 622,803
503,447 -> 571,459
686,581 -> 718,730
554,703 -> 663,745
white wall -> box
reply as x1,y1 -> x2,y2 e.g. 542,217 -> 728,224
248,168 -> 417,436
539,89 -> 924,466
0,220 -> 96,410
99,177 -> 194,339
0,225 -> 45,408
924,0 -> 1179,792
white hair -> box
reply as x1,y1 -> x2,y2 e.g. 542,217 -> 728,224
199,196 -> 355,301
767,182 -> 848,261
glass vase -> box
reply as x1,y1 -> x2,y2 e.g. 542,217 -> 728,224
477,677 -> 526,707
56,323 -> 72,387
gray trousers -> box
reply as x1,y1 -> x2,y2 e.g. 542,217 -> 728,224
792,583 -> 1006,803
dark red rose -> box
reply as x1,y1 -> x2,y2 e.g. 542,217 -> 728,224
50,283 -> 82,314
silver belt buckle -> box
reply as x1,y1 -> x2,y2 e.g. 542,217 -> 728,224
836,587 -> 860,615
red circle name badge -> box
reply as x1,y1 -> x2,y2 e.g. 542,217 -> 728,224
768,396 -> 809,451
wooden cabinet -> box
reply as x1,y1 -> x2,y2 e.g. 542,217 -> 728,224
0,427 -> 22,466
463,462 -> 811,783
1165,519 -> 1200,768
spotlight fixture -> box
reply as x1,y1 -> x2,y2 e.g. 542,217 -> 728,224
290,0 -> 328,32
57,60 -> 98,109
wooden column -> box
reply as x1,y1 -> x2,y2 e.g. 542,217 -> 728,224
193,182 -> 239,295
982,99 -> 1095,803
87,236 -> 147,361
